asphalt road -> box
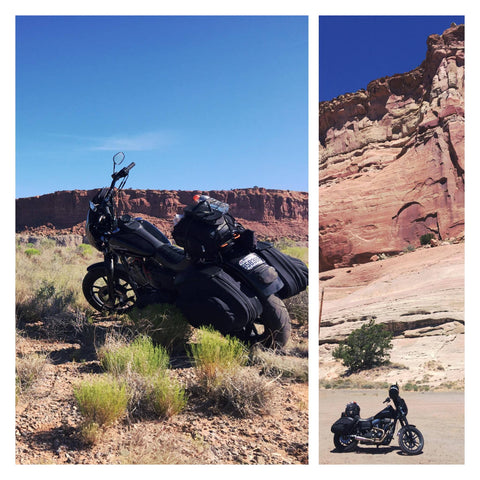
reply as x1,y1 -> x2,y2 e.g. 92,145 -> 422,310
319,389 -> 464,465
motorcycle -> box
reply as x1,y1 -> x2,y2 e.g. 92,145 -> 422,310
82,152 -> 308,348
330,384 -> 424,455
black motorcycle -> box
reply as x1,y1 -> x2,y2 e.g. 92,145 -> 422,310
330,384 -> 424,455
82,152 -> 308,348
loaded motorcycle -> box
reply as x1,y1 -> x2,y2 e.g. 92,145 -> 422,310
82,152 -> 308,348
330,384 -> 424,455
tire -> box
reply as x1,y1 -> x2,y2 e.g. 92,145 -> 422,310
257,295 -> 291,349
398,426 -> 424,455
333,433 -> 358,452
82,266 -> 137,313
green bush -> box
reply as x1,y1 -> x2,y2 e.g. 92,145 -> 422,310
74,376 -> 128,427
77,243 -> 93,256
189,326 -> 248,388
24,248 -> 40,257
148,375 -> 187,418
99,335 -> 169,377
333,319 -> 393,373
420,233 -> 435,245
125,304 -> 192,352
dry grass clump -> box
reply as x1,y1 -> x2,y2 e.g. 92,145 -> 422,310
251,347 -> 308,382
207,368 -> 275,417
117,428 -> 210,464
74,375 -> 129,444
96,333 -> 187,421
188,326 -> 248,389
188,327 -> 274,417
15,352 -> 50,399
16,238 -> 100,331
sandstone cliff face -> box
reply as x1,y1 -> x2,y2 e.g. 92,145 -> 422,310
319,24 -> 464,270
16,188 -> 308,241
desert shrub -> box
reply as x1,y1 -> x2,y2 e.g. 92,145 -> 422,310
188,326 -> 248,388
97,333 -> 186,420
74,376 -> 128,427
274,238 -> 308,264
148,375 -> 187,418
206,368 -> 274,417
15,352 -> 49,397
125,304 -> 192,352
420,233 -> 435,245
251,347 -> 308,382
24,248 -> 40,257
188,328 -> 273,417
333,319 -> 393,373
284,289 -> 308,325
77,243 -> 93,257
98,334 -> 169,378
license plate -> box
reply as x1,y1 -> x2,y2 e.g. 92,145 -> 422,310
238,253 -> 264,271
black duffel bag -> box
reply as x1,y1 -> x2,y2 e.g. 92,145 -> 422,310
172,201 -> 239,261
255,241 -> 308,299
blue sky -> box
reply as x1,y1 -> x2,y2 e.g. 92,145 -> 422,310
319,15 -> 465,102
16,16 -> 308,198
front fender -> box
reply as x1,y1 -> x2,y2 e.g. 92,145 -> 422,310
86,262 -> 107,272
86,262 -> 128,274
397,424 -> 417,436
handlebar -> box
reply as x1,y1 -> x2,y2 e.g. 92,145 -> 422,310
112,162 -> 135,181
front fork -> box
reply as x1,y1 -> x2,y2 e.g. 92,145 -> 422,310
105,251 -> 117,308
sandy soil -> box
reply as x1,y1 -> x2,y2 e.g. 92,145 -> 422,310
319,389 -> 464,464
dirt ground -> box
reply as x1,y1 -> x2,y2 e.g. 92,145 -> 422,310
319,389 -> 464,465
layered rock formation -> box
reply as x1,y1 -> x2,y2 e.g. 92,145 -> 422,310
319,24 -> 464,270
16,188 -> 308,241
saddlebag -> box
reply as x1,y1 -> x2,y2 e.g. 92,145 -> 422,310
331,416 -> 356,434
174,265 -> 263,336
255,241 -> 308,299
172,202 -> 239,261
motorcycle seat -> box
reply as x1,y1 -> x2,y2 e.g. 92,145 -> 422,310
155,244 -> 190,272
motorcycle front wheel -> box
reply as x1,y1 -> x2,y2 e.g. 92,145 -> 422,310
82,266 -> 137,314
398,426 -> 424,455
333,433 -> 358,452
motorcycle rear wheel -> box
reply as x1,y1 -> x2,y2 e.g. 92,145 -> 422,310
333,433 -> 358,452
82,266 -> 137,313
398,426 -> 424,455
256,295 -> 291,349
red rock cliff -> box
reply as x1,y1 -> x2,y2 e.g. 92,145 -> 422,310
319,24 -> 464,270
16,188 -> 308,242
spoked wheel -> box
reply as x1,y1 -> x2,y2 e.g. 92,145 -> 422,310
333,433 -> 358,452
398,426 -> 424,455
82,266 -> 137,313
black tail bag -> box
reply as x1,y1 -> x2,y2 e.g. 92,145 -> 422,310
174,265 -> 263,336
255,241 -> 308,299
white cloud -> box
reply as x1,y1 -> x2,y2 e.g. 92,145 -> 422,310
90,130 -> 175,151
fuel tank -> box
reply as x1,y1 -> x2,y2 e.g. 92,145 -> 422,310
109,216 -> 171,257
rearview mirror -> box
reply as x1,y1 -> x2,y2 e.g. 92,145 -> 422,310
113,152 -> 125,165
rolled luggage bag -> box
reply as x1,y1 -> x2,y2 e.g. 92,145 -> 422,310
174,265 -> 263,336
255,241 -> 308,299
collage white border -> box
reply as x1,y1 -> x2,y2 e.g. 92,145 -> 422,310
3,1 -> 478,477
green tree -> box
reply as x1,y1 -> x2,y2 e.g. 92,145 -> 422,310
333,319 -> 393,372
